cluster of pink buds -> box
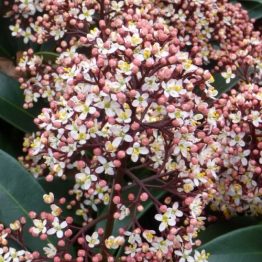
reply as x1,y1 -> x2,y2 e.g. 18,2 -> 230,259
2,0 -> 262,261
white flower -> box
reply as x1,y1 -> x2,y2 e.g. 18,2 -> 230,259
221,68 -> 236,83
21,27 -> 34,43
105,236 -> 124,249
174,9 -> 186,22
76,204 -> 88,221
166,202 -> 183,219
132,92 -> 149,107
142,230 -> 155,243
95,156 -> 115,175
117,204 -> 130,220
7,248 -> 25,262
32,219 -> 47,235
229,111 -> 241,123
251,110 -> 262,127
110,124 -> 133,143
126,142 -> 149,162
43,244 -> 57,258
50,26 -> 66,40
194,250 -> 208,262
84,195 -> 98,211
124,230 -> 142,244
71,125 -> 90,144
9,24 -> 22,36
75,167 -> 97,190
86,232 -> 100,248
125,33 -> 143,46
47,217 -> 67,238
229,131 -> 245,147
95,96 -> 120,117
154,212 -> 176,232
151,237 -> 173,254
125,243 -> 141,257
175,249 -> 194,262
74,96 -> 96,120
52,162 -> 65,177
111,1 -> 124,11
79,7 -> 95,22
174,140 -> 192,158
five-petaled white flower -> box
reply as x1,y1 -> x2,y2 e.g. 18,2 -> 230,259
221,68 -> 236,83
43,244 -> 57,258
126,142 -> 149,162
154,212 -> 176,232
47,217 -> 67,238
86,232 -> 100,248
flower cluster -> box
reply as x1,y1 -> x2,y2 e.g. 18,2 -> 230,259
2,0 -> 262,262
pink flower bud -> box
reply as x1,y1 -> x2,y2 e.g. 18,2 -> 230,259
65,229 -> 72,237
113,196 -> 121,204
195,240 -> 201,246
46,175 -> 54,182
114,184 -> 121,191
137,205 -> 144,212
78,237 -> 85,245
117,150 -> 126,159
185,243 -> 192,250
32,252 -> 40,259
167,105 -> 175,113
113,212 -> 120,219
64,254 -> 72,261
58,240 -> 65,246
66,217 -> 73,224
40,234 -> 47,240
113,159 -> 121,167
140,193 -> 148,201
128,193 -> 135,201
28,211 -> 37,219
78,250 -> 86,257
160,205 -> 167,212
98,228 -> 104,235
99,180 -> 107,188
93,148 -> 101,156
131,122 -> 140,130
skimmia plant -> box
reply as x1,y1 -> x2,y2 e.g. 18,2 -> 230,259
1,0 -> 262,261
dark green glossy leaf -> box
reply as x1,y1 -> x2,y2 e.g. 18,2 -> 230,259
0,16 -> 18,59
239,0 -> 262,4
197,225 -> 262,262
0,71 -> 45,133
0,118 -> 24,158
0,149 -> 52,253
37,177 -> 83,225
197,216 -> 261,246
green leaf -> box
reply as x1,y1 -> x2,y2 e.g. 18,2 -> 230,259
37,177 -> 83,225
239,0 -> 262,4
0,118 -> 24,158
197,216 -> 261,246
0,71 -> 44,133
0,149 -> 52,253
197,225 -> 262,262
239,1 -> 262,19
214,67 -> 253,97
35,52 -> 59,63
0,16 -> 17,59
